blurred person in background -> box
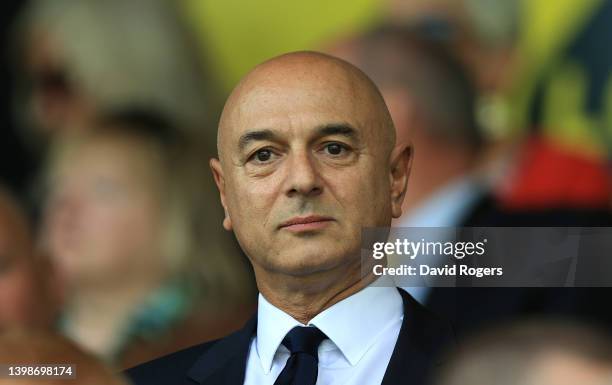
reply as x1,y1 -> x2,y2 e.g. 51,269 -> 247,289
41,110 -> 255,369
433,320 -> 612,385
383,0 -> 520,161
9,0 -> 223,204
0,185 -> 57,331
0,327 -> 130,385
14,0 -> 222,138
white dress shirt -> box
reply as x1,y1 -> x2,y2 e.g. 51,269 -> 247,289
243,282 -> 403,385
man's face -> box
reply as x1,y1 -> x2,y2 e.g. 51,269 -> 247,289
212,59 -> 404,277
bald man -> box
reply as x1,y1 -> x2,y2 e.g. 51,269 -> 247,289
127,51 -> 454,385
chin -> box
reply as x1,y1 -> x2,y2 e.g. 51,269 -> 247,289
271,250 -> 352,277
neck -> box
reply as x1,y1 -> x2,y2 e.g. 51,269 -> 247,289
255,261 -> 377,324
63,280 -> 161,359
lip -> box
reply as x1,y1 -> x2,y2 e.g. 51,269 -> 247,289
279,215 -> 335,232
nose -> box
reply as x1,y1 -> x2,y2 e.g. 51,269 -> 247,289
285,150 -> 322,198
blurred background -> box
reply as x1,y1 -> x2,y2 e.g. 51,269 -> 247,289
0,0 -> 610,382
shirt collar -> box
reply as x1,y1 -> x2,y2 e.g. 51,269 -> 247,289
256,293 -> 304,374
255,278 -> 403,373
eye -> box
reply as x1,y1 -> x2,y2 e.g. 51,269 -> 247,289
255,149 -> 272,162
248,148 -> 278,164
323,142 -> 348,156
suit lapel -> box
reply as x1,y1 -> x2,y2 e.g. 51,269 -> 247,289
186,315 -> 256,385
382,289 -> 455,385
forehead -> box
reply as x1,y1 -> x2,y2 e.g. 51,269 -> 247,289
241,86 -> 357,126
223,66 -> 381,144
64,135 -> 157,167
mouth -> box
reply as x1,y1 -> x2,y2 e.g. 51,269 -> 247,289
279,215 -> 335,233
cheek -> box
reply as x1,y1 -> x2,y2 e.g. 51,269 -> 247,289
52,201 -> 161,283
89,204 -> 133,233
326,165 -> 390,227
228,177 -> 279,229
110,205 -> 158,240
94,204 -> 162,270
86,197 -> 160,247
225,175 -> 284,260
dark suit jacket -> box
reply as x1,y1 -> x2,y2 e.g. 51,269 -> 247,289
126,288 -> 454,385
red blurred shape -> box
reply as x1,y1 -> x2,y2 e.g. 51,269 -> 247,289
499,136 -> 612,210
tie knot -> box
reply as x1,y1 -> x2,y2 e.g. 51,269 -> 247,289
281,326 -> 327,356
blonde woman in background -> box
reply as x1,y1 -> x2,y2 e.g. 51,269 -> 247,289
41,109 -> 255,370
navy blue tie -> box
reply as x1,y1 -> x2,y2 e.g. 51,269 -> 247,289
274,326 -> 327,385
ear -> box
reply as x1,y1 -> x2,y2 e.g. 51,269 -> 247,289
209,158 -> 232,231
389,143 -> 412,219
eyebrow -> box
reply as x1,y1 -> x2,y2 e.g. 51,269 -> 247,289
317,123 -> 358,139
238,129 -> 279,151
237,123 -> 358,152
